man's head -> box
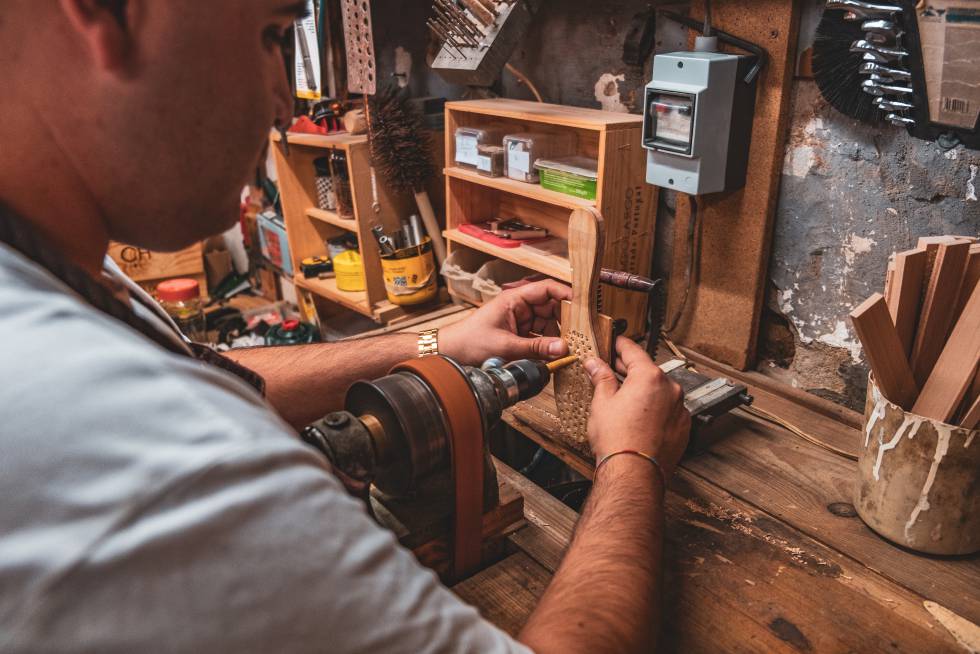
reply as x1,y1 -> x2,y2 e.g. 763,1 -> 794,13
0,0 -> 302,253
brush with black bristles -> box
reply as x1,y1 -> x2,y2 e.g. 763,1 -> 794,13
367,86 -> 446,266
813,8 -> 886,125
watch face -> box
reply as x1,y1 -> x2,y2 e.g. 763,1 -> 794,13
644,90 -> 696,155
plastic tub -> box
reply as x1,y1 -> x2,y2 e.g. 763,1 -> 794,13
472,259 -> 537,304
503,132 -> 575,183
535,156 -> 599,200
454,125 -> 507,168
441,248 -> 493,304
333,250 -> 365,292
476,145 -> 505,178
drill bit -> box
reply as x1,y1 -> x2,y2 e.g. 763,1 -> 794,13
547,355 -> 579,373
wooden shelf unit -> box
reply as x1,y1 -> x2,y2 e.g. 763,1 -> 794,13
444,99 -> 657,336
271,130 -> 418,323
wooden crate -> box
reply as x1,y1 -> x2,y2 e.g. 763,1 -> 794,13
271,130 -> 446,325
108,241 -> 206,298
443,99 -> 657,337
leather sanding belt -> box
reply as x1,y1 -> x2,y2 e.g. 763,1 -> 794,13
392,357 -> 484,580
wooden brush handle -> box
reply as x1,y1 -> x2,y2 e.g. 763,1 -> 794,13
414,190 -> 447,267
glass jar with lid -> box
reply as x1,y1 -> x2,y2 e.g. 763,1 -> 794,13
156,278 -> 206,342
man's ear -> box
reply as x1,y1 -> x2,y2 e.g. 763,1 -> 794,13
59,0 -> 136,73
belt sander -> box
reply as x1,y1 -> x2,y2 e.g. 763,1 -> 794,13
301,355 -> 563,582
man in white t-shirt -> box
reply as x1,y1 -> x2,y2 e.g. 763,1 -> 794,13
0,2 -> 691,653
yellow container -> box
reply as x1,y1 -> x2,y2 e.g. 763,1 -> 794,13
381,238 -> 437,306
333,250 -> 365,292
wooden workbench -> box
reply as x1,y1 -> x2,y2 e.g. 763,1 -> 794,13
391,308 -> 980,651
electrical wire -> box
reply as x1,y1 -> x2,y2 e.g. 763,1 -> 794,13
665,195 -> 701,333
659,333 -> 859,461
703,0 -> 713,37
505,63 -> 544,103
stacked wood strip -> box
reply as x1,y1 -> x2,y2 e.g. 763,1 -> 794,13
849,235 -> 980,426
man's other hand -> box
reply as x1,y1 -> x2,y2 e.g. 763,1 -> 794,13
439,280 -> 571,366
584,337 -> 691,480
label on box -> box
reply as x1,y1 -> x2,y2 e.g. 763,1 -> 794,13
508,148 -> 530,174
477,154 -> 492,172
455,134 -> 479,166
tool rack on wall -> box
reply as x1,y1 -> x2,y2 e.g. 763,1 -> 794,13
443,98 -> 657,337
272,130 -> 440,324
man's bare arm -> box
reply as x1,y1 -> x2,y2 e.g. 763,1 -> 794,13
519,338 -> 691,654
519,457 -> 664,653
224,280 -> 571,431
224,334 -> 416,430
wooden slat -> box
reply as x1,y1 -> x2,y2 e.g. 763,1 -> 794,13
452,551 -> 549,637
849,293 -> 918,409
911,241 -> 971,386
884,252 -> 896,300
666,0 -> 800,370
886,248 -> 928,357
961,394 -> 980,430
961,365 -> 980,426
444,98 -> 643,130
913,281 -> 980,421
954,245 -> 980,323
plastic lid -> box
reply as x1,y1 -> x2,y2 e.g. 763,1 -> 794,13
282,319 -> 300,332
156,278 -> 200,302
533,156 -> 599,180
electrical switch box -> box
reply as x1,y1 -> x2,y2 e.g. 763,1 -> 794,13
642,51 -> 758,195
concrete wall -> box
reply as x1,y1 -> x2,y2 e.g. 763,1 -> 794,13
370,0 -> 980,410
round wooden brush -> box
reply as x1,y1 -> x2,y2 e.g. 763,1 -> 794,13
368,87 -> 446,266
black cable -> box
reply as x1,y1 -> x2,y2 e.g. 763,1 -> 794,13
665,195 -> 701,334
703,0 -> 713,37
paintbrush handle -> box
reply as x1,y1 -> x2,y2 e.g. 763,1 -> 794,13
413,191 -> 446,267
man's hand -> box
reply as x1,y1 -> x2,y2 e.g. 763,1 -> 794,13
439,279 -> 571,366
584,337 -> 691,479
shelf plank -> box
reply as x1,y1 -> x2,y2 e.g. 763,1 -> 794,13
444,167 -> 594,211
445,228 -> 571,282
270,129 -> 366,149
445,98 -> 642,131
294,274 -> 373,317
305,207 -> 358,232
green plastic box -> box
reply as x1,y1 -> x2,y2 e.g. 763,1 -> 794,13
534,156 -> 599,201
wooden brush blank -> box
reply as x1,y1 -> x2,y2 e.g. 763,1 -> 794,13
850,293 -> 919,410
910,241 -> 971,386
912,281 -> 980,422
885,248 -> 927,358
953,245 -> 980,324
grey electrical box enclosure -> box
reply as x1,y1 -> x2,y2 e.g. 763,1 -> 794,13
642,51 -> 758,195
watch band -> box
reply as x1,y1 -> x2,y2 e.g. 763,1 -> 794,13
417,328 -> 439,357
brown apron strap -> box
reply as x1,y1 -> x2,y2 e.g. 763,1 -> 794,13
393,356 -> 484,581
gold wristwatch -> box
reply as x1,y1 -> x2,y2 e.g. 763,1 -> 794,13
417,328 -> 439,357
